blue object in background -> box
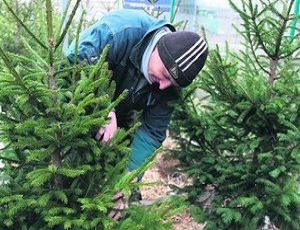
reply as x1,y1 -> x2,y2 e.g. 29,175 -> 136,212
123,0 -> 171,12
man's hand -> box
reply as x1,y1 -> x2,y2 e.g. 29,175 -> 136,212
108,191 -> 129,220
108,176 -> 139,220
95,110 -> 117,143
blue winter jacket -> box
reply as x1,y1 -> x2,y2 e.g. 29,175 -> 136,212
66,9 -> 179,174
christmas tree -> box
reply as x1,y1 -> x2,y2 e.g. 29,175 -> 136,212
0,1 -> 184,229
170,0 -> 300,229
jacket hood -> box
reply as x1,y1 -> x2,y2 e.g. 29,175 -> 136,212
129,23 -> 176,70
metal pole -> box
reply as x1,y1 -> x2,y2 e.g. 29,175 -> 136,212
170,0 -> 175,21
117,0 -> 122,9
290,0 -> 300,38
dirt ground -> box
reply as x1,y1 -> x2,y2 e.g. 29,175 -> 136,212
140,135 -> 206,230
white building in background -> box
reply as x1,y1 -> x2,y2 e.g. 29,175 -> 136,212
24,0 -> 300,58
51,0 -> 244,52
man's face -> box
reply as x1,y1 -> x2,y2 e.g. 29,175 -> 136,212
148,46 -> 178,90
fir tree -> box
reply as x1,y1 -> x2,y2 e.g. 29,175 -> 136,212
0,1 -> 184,229
170,0 -> 300,229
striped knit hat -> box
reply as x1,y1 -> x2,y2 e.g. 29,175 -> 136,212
157,31 -> 208,87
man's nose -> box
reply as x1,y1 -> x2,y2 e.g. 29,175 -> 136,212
159,80 -> 172,90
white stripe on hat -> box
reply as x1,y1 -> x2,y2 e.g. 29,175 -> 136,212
181,43 -> 207,72
175,37 -> 207,72
180,41 -> 206,70
176,38 -> 204,63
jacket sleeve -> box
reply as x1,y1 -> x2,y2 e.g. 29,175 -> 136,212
66,21 -> 115,66
128,125 -> 159,173
66,14 -> 148,67
128,88 -> 180,176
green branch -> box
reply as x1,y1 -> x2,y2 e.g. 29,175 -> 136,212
0,46 -> 20,78
0,46 -> 45,112
0,156 -> 21,165
46,0 -> 55,90
55,0 -> 71,39
272,0 -> 294,58
3,0 -> 48,50
73,6 -> 86,69
55,0 -> 82,50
